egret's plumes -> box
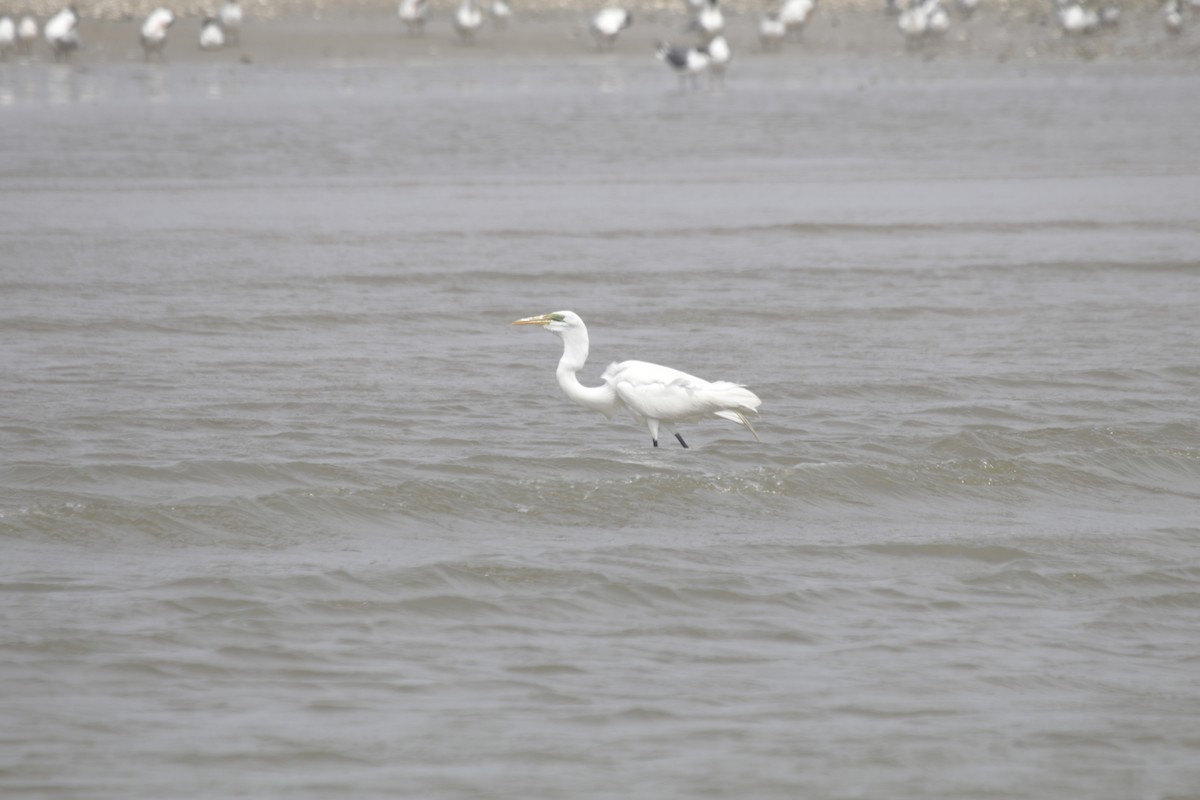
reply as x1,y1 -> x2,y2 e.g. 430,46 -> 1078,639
513,311 -> 761,448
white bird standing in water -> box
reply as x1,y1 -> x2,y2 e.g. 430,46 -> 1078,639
589,6 -> 632,51
44,6 -> 80,61
705,33 -> 730,84
513,311 -> 762,448
17,14 -> 38,55
398,0 -> 430,34
0,16 -> 16,58
656,40 -> 710,89
139,7 -> 175,61
454,0 -> 483,42
219,0 -> 242,45
199,15 -> 225,49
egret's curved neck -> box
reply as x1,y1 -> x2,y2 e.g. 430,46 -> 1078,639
556,325 -> 616,416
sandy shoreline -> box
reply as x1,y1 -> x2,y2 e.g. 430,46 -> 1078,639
4,0 -> 1198,66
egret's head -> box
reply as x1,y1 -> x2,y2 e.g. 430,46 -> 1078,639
512,311 -> 579,335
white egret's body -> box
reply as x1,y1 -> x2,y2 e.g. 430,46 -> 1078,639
589,6 -> 632,50
514,311 -> 761,448
219,0 -> 242,44
454,0 -> 483,42
199,16 -> 225,49
44,6 -> 79,61
140,7 -> 174,60
399,0 -> 430,34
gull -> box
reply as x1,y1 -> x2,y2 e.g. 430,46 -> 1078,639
1164,0 -> 1183,32
17,14 -> 37,54
589,6 -> 632,51
706,34 -> 730,85
399,0 -> 430,34
691,0 -> 724,40
490,0 -> 513,29
44,5 -> 80,61
139,7 -> 175,61
199,16 -> 225,49
454,0 -> 483,43
0,16 -> 15,59
759,10 -> 786,50
656,40 -> 710,90
219,0 -> 242,45
1054,0 -> 1100,34
780,0 -> 816,34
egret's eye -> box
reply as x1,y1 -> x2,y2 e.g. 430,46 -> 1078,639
549,313 -> 566,322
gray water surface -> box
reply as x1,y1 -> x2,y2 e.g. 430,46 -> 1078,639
2,49 -> 1200,800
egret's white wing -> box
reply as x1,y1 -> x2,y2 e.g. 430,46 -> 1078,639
604,360 -> 760,424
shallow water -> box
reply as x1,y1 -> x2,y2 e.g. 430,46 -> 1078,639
2,43 -> 1200,800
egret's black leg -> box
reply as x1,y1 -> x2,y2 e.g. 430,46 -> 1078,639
653,438 -> 659,447
675,433 -> 689,449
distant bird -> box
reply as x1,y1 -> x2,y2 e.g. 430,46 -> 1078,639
139,7 -> 175,61
691,0 -> 724,40
656,40 -> 710,89
513,311 -> 762,448
1164,0 -> 1183,32
490,0 -> 513,28
43,6 -> 80,61
199,16 -> 225,49
899,0 -> 949,40
759,10 -> 786,50
453,0 -> 483,42
706,34 -> 730,85
219,0 -> 242,45
589,6 -> 632,50
0,16 -> 15,59
1054,0 -> 1099,34
17,13 -> 38,55
398,0 -> 430,35
779,0 -> 816,33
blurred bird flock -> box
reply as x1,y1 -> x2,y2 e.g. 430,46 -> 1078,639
2,0 -> 1197,67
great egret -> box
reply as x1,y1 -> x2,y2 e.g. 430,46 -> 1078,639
513,311 -> 761,448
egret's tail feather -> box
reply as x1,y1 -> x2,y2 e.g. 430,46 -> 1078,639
714,409 -> 762,442
739,412 -> 761,442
